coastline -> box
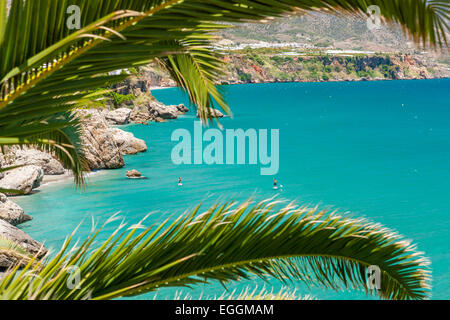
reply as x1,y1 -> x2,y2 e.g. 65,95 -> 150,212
3,101 -> 188,211
12,171 -> 108,200
149,76 -> 450,91
40,170 -> 108,188
142,51 -> 450,90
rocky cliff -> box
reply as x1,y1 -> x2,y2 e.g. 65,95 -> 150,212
139,52 -> 449,88
221,52 -> 449,84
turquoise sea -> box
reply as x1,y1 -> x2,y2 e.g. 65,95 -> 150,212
15,79 -> 450,299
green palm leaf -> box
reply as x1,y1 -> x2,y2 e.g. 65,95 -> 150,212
0,199 -> 431,300
0,112 -> 88,187
0,236 -> 34,269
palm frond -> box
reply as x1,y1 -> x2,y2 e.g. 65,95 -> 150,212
0,165 -> 26,193
174,286 -> 313,300
0,236 -> 34,269
0,112 -> 88,187
157,38 -> 231,123
216,286 -> 314,300
0,199 -> 431,300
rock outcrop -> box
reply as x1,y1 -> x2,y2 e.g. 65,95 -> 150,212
0,219 -> 47,269
130,101 -> 189,123
78,109 -> 148,170
0,165 -> 44,196
175,104 -> 189,114
0,154 -> 8,180
11,149 -> 65,175
0,193 -> 32,226
150,101 -> 181,120
108,128 -> 147,155
79,109 -> 125,170
130,105 -> 153,124
103,107 -> 132,125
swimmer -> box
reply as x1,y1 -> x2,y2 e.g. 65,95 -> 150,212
178,177 -> 183,186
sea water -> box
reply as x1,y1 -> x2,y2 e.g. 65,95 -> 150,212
15,79 -> 450,299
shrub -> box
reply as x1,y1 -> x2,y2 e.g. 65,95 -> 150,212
108,92 -> 136,107
239,73 -> 252,82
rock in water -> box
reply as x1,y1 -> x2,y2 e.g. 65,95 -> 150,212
149,101 -> 180,119
0,219 -> 47,269
0,193 -> 32,226
126,170 -> 143,179
130,102 -> 188,123
175,104 -> 189,114
197,108 -> 225,118
130,105 -> 153,124
0,165 -> 44,196
103,108 -> 132,125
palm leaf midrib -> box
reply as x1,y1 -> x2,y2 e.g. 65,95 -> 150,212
95,252 -> 413,300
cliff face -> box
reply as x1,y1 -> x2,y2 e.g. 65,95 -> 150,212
143,52 -> 449,88
221,53 -> 449,84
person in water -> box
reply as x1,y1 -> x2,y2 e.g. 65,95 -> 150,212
273,178 -> 277,188
178,177 -> 182,185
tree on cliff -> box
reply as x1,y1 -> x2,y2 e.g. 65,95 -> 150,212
0,0 -> 448,300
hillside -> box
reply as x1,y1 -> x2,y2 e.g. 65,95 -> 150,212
218,12 -> 449,65
220,50 -> 449,84
109,11 -> 450,89
220,13 -> 411,52
134,13 -> 449,88
133,50 -> 448,90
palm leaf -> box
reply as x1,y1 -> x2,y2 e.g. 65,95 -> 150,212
0,199 -> 431,300
0,112 -> 88,187
157,38 -> 231,123
0,236 -> 34,269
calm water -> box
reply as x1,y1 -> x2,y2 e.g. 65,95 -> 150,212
16,79 -> 450,299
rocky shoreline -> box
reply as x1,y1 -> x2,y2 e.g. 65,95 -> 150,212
0,98 -> 189,270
